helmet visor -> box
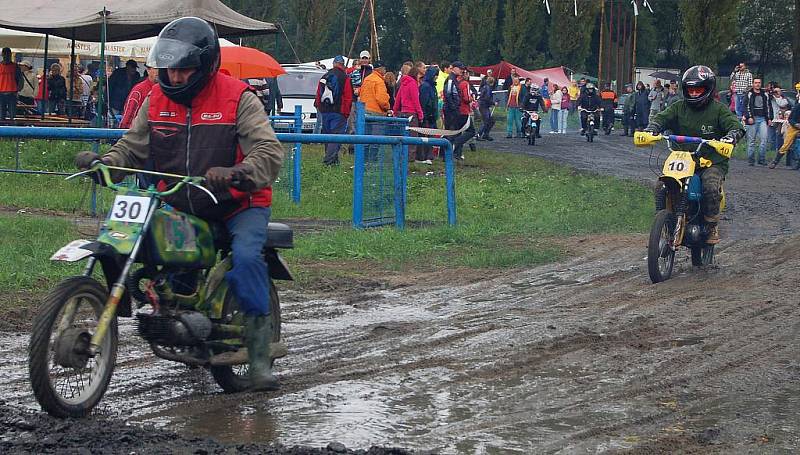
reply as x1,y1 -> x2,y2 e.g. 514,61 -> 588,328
687,86 -> 706,98
147,38 -> 204,69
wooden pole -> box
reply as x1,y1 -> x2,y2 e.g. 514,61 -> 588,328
598,0 -> 605,84
347,0 -> 369,60
615,0 -> 621,88
622,8 -> 628,86
607,0 -> 613,87
369,0 -> 380,60
631,10 -> 638,83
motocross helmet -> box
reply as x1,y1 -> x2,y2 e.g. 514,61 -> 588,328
147,17 -> 221,105
530,83 -> 540,95
681,65 -> 715,109
585,82 -> 596,94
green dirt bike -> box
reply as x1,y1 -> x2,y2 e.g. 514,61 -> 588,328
634,132 -> 733,283
28,163 -> 294,417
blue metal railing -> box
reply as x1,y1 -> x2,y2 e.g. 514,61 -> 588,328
0,126 -> 457,226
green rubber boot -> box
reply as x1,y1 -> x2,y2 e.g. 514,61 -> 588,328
245,314 -> 280,391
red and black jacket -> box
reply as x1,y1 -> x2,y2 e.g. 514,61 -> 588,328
148,73 -> 272,220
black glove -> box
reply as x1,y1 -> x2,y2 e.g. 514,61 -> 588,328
643,124 -> 659,135
205,166 -> 248,192
75,151 -> 101,170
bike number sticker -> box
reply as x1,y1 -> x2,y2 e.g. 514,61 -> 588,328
667,160 -> 689,172
109,195 -> 150,223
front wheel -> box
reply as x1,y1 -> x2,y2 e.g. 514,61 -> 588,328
647,210 -> 677,283
528,125 -> 535,145
691,244 -> 715,266
29,276 -> 118,417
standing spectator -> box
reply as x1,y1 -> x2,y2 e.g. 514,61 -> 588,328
0,48 -> 22,120
119,65 -> 157,129
549,83 -> 561,133
17,60 -> 37,107
419,65 -> 440,159
314,55 -> 353,166
384,71 -> 397,108
442,61 -> 473,160
476,75 -> 496,140
435,61 -> 450,126
621,84 -> 635,136
263,77 -> 283,116
346,50 -> 373,139
771,85 -> 800,170
108,59 -> 141,116
502,68 -> 518,93
599,83 -> 617,134
34,71 -> 47,114
69,65 -> 93,117
568,81 -> 579,113
633,81 -> 651,131
664,83 -> 680,107
729,62 -> 752,118
394,65 -> 425,162
540,77 -> 550,99
76,65 -> 93,111
558,86 -> 570,134
359,60 -> 390,116
648,79 -> 665,120
46,63 -> 67,115
727,83 -> 737,113
767,86 -> 789,164
743,78 -> 773,166
505,76 -> 522,138
669,79 -> 682,103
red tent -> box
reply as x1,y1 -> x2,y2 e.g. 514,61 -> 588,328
469,61 -> 572,92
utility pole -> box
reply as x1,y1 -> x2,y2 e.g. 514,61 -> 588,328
598,0 -> 605,83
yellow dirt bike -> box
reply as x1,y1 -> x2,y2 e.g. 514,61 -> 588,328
633,132 -> 734,283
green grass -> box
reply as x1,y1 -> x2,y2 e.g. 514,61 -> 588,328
0,140 -> 654,294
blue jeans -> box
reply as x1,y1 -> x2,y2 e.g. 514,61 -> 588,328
735,94 -> 745,118
225,207 -> 271,316
746,116 -> 768,163
558,109 -> 569,133
320,112 -> 347,165
550,109 -> 559,131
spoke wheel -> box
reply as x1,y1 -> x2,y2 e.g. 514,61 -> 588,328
29,277 -> 117,417
691,244 -> 715,266
648,210 -> 677,283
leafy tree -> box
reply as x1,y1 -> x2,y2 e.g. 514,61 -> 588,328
679,0 -> 739,70
733,0 -> 794,75
375,0 -> 413,69
649,0 -> 685,67
501,0 -> 547,67
548,0 -> 600,72
405,1 -> 456,62
293,1 -> 341,61
459,0 -> 500,65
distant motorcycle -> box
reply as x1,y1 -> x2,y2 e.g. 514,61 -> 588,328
580,108 -> 601,143
633,132 -> 734,283
29,163 -> 293,417
522,110 -> 540,145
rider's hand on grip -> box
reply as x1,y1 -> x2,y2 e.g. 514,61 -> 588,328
205,166 -> 237,192
633,131 -> 659,147
75,151 -> 101,170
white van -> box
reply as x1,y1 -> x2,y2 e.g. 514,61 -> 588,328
275,64 -> 327,132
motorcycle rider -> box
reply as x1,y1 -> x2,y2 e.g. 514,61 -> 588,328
74,17 -> 285,391
644,65 -> 744,245
599,83 -> 617,134
578,82 -> 602,135
521,83 -> 545,138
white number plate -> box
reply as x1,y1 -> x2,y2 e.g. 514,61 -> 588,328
109,195 -> 150,223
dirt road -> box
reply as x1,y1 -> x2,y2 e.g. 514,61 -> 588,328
1,132 -> 799,453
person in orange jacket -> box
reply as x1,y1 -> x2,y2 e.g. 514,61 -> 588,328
599,83 -> 617,134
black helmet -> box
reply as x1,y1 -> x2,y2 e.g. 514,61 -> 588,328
681,65 -> 716,109
147,17 -> 220,105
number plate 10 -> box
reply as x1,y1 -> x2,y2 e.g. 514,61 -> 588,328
109,195 -> 150,223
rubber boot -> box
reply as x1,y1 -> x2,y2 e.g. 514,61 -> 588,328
245,314 -> 280,391
768,153 -> 782,169
705,217 -> 720,245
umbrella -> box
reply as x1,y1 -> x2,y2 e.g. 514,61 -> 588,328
220,46 -> 286,79
649,70 -> 680,81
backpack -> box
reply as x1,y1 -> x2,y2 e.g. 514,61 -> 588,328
320,70 -> 341,106
443,78 -> 461,112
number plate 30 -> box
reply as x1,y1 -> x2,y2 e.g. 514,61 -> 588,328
109,195 -> 150,223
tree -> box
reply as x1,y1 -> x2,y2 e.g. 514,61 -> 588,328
679,0 -> 739,70
293,1 -> 341,62
649,0 -> 685,67
734,0 -> 793,76
793,0 -> 800,83
459,0 -> 500,65
548,0 -> 600,72
405,1 -> 456,62
375,0 -> 413,69
501,0 -> 547,67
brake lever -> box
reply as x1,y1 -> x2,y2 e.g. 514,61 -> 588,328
188,181 -> 219,205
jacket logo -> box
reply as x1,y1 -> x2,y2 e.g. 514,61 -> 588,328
159,111 -> 177,117
201,112 -> 223,121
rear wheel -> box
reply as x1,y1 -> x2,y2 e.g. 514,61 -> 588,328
648,210 -> 677,283
209,282 -> 281,393
691,244 -> 715,266
29,276 -> 117,417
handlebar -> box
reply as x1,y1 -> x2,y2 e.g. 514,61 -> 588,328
633,132 -> 734,158
66,162 -> 218,204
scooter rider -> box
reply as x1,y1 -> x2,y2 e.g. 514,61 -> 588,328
74,17 -> 285,391
644,65 -> 744,245
578,82 -> 602,135
522,83 -> 545,138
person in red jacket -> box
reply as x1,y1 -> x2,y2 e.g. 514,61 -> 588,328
393,65 -> 425,162
118,65 -> 157,129
75,17 -> 285,392
314,55 -> 353,165
442,61 -> 475,160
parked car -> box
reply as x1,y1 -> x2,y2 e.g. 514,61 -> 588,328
614,93 -> 629,121
275,64 -> 327,132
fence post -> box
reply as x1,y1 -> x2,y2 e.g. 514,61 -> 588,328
392,143 -> 405,229
352,102 -> 366,229
444,141 -> 456,225
292,105 -> 302,205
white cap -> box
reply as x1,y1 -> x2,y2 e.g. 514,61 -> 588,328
359,50 -> 371,59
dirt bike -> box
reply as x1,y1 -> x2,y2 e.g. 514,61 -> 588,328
522,110 -> 541,145
28,163 -> 294,417
580,108 -> 600,142
633,132 -> 734,283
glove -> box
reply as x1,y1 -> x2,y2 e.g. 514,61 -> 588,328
75,151 -> 101,170
720,135 -> 735,144
205,166 -> 247,192
642,126 -> 659,135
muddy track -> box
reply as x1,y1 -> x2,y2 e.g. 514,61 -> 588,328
2,132 -> 799,453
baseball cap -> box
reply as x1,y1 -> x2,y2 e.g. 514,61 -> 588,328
19,60 -> 32,69
452,61 -> 466,69
125,59 -> 138,68
373,60 -> 385,69
333,55 -> 345,64
359,50 -> 371,59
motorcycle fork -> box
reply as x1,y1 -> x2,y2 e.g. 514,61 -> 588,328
89,198 -> 159,355
672,213 -> 686,250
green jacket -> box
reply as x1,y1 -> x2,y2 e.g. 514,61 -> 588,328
650,100 -> 744,174
623,92 -> 635,113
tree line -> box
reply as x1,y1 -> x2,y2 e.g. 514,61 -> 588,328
224,0 -> 799,83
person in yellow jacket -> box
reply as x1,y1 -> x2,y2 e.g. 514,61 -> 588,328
568,81 -> 579,113
435,61 -> 451,127
359,60 -> 391,115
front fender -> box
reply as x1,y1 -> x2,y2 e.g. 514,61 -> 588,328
80,242 -> 134,317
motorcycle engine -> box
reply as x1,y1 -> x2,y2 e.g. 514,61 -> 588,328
136,311 -> 212,346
